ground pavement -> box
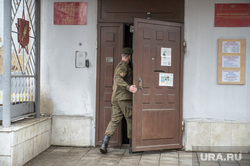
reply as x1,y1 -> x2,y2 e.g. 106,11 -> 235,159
24,146 -> 250,166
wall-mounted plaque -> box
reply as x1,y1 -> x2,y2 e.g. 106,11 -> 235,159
215,4 -> 250,27
54,2 -> 87,25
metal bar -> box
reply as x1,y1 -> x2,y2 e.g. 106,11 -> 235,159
24,0 -> 35,35
27,60 -> 33,75
11,38 -> 24,73
11,75 -> 36,78
28,0 -> 32,9
11,112 -> 36,122
3,0 -> 12,127
11,5 -> 15,22
24,44 -> 34,72
22,47 -> 24,73
11,48 -> 19,73
11,31 -> 35,39
30,1 -> 36,22
11,0 -> 21,25
35,0 -> 40,118
29,47 -> 35,74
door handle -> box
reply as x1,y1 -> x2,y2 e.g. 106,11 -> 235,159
154,70 -> 165,73
138,78 -> 142,91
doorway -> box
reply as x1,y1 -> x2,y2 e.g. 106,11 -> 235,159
96,0 -> 184,151
96,19 -> 184,151
122,24 -> 133,144
95,23 -> 134,146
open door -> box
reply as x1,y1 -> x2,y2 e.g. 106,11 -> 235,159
132,18 -> 184,152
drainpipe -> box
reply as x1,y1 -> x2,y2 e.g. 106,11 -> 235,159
3,0 -> 11,127
35,0 -> 41,118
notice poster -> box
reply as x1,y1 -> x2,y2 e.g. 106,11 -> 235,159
159,73 -> 173,86
218,39 -> 245,85
222,41 -> 240,53
222,71 -> 240,82
54,2 -> 87,25
161,47 -> 171,66
222,56 -> 240,68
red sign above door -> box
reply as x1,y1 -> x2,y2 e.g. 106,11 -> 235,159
54,2 -> 87,25
214,3 -> 250,27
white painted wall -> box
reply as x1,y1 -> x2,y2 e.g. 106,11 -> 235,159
41,0 -> 97,146
0,0 -> 3,47
184,0 -> 250,122
41,0 -> 249,147
0,0 -> 3,83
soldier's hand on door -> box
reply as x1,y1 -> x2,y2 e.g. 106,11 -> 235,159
129,85 -> 138,94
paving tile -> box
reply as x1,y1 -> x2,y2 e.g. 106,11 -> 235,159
240,154 -> 250,160
160,151 -> 179,158
199,161 -> 220,166
51,147 -> 73,153
70,147 -> 91,152
75,158 -> 100,166
97,158 -> 121,166
160,160 -> 179,165
123,149 -> 143,156
62,153 -> 85,161
219,161 -> 240,166
118,156 -> 141,166
52,159 -> 78,166
179,151 -> 194,158
141,152 -> 160,161
102,148 -> 126,159
238,159 -> 250,165
179,159 -> 193,166
23,159 -> 55,166
138,160 -> 159,166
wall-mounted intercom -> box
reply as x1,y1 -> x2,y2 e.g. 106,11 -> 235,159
75,51 -> 89,68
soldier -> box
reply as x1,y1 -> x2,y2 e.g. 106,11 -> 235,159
100,47 -> 137,154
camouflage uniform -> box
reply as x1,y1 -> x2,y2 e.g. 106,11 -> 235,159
105,60 -> 133,139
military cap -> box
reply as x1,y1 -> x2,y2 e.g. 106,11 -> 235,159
122,47 -> 133,54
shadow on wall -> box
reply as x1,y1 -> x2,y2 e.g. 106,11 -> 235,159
40,90 -> 54,115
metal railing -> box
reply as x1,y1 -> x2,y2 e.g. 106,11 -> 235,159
1,0 -> 40,126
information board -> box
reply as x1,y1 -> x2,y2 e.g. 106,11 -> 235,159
218,39 -> 246,85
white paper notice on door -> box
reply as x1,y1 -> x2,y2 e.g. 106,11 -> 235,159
161,47 -> 171,66
222,70 -> 240,82
159,73 -> 173,86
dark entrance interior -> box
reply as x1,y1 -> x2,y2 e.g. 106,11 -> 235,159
122,24 -> 133,144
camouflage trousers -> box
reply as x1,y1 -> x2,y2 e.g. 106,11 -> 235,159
105,100 -> 132,139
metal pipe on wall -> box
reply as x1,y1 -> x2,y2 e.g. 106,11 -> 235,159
35,0 -> 41,118
3,0 -> 12,127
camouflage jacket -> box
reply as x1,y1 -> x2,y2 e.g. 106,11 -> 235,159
111,60 -> 133,101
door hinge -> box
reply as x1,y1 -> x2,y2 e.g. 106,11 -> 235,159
183,41 -> 186,53
182,120 -> 185,131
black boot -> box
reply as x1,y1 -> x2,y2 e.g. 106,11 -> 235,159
129,139 -> 133,153
100,135 -> 110,154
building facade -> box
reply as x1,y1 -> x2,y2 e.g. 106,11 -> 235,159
0,0 -> 249,158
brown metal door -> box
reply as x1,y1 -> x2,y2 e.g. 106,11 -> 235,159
132,18 -> 184,151
96,23 -> 123,146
